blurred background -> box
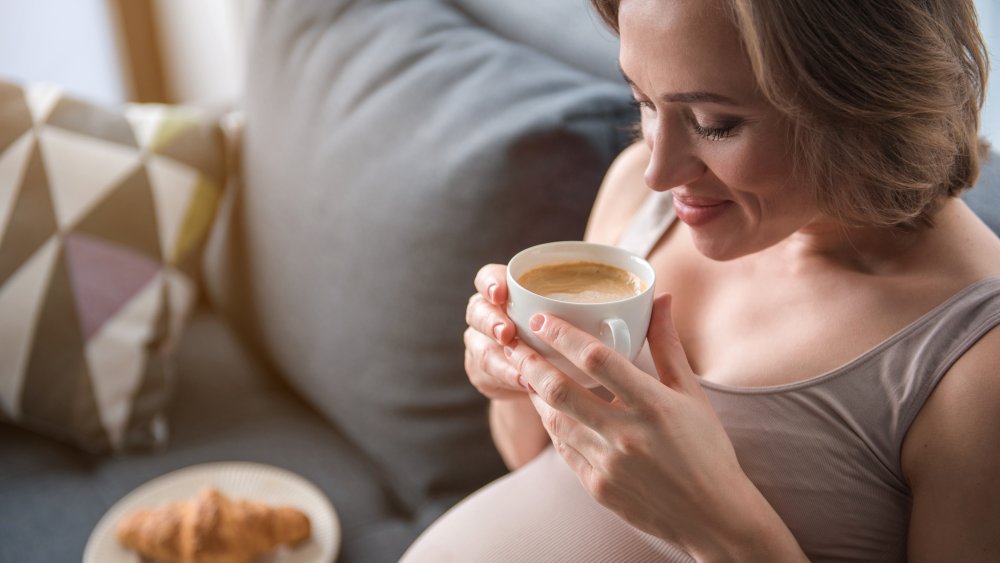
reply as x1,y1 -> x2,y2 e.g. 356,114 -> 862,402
0,0 -> 246,106
1,0 -> 999,144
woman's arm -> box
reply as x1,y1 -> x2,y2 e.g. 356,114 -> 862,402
466,264 -> 542,470
489,398 -> 548,470
504,295 -> 808,562
486,142 -> 652,470
904,324 -> 1000,562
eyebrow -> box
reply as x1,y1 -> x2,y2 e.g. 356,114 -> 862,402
619,67 -> 740,106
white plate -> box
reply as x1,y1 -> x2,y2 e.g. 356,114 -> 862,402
84,461 -> 341,563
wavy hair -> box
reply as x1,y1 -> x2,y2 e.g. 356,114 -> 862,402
593,0 -> 989,229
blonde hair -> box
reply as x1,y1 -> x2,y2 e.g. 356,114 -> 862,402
593,0 -> 989,229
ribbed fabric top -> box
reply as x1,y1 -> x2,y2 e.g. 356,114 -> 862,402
628,192 -> 1000,561
401,192 -> 1000,562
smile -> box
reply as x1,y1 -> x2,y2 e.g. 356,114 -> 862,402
672,193 -> 733,226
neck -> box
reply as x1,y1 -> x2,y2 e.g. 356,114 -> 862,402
760,212 -> 933,277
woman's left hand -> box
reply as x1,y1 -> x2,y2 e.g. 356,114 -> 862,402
503,294 -> 766,557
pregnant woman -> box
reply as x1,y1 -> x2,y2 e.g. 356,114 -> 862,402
403,0 -> 1000,560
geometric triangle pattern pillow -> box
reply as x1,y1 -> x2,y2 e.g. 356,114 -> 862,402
0,80 -> 226,452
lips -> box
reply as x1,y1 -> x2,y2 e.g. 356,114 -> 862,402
672,193 -> 733,227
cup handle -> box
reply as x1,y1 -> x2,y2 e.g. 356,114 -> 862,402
600,318 -> 631,358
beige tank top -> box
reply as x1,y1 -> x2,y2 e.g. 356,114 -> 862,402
401,192 -> 1000,562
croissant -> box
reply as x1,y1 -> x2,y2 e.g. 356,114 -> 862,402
116,487 -> 311,563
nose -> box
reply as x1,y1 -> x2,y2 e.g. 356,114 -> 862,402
643,116 -> 706,191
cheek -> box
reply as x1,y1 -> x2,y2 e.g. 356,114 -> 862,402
708,152 -> 770,195
709,140 -> 798,201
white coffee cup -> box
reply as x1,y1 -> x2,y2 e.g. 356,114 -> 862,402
506,241 -> 656,388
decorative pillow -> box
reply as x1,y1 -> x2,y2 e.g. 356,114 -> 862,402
0,81 -> 225,452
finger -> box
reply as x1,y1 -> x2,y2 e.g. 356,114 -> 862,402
465,328 -> 526,398
647,294 -> 700,395
529,393 -> 605,459
556,441 -> 594,483
504,339 -> 614,432
466,293 -> 515,344
528,313 -> 651,405
474,264 -> 509,305
530,394 -> 596,477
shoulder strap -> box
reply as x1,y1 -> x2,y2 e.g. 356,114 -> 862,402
891,277 -> 1000,446
616,191 -> 676,257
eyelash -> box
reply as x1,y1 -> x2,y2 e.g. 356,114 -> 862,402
692,123 -> 738,141
630,100 -> 741,141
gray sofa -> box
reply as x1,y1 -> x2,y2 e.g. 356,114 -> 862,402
0,1 -> 635,562
2,1 -> 998,562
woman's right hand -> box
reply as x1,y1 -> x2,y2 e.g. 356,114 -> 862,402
464,264 -> 527,400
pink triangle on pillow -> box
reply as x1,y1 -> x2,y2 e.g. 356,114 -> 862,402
63,232 -> 160,341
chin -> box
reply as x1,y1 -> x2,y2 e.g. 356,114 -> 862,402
688,228 -> 767,262
692,239 -> 747,261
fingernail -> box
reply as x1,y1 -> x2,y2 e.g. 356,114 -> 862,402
503,345 -> 514,359
493,322 -> 505,342
488,284 -> 498,303
530,314 -> 545,332
517,375 -> 529,390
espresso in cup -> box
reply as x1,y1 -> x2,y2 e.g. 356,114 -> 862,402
506,241 -> 657,388
517,261 -> 645,304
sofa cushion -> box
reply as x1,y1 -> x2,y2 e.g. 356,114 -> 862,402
0,308 -> 441,563
964,150 -> 1000,235
451,0 -> 622,82
207,0 -> 636,511
0,82 -> 225,452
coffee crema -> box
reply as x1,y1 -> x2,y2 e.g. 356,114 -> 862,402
517,260 -> 644,304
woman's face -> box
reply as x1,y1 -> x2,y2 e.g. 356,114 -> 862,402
619,0 -> 821,261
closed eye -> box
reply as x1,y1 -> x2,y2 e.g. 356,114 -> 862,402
630,99 -> 655,112
631,98 -> 744,142
692,121 -> 741,141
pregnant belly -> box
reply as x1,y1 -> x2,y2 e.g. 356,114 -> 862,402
400,447 -> 694,562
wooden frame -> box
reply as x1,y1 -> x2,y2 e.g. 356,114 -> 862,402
108,0 -> 169,103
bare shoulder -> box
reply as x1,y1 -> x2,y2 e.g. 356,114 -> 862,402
584,141 -> 653,245
939,199 -> 1000,277
903,321 -> 1000,561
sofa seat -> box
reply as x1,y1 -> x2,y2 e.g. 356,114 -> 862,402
0,306 -> 449,563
